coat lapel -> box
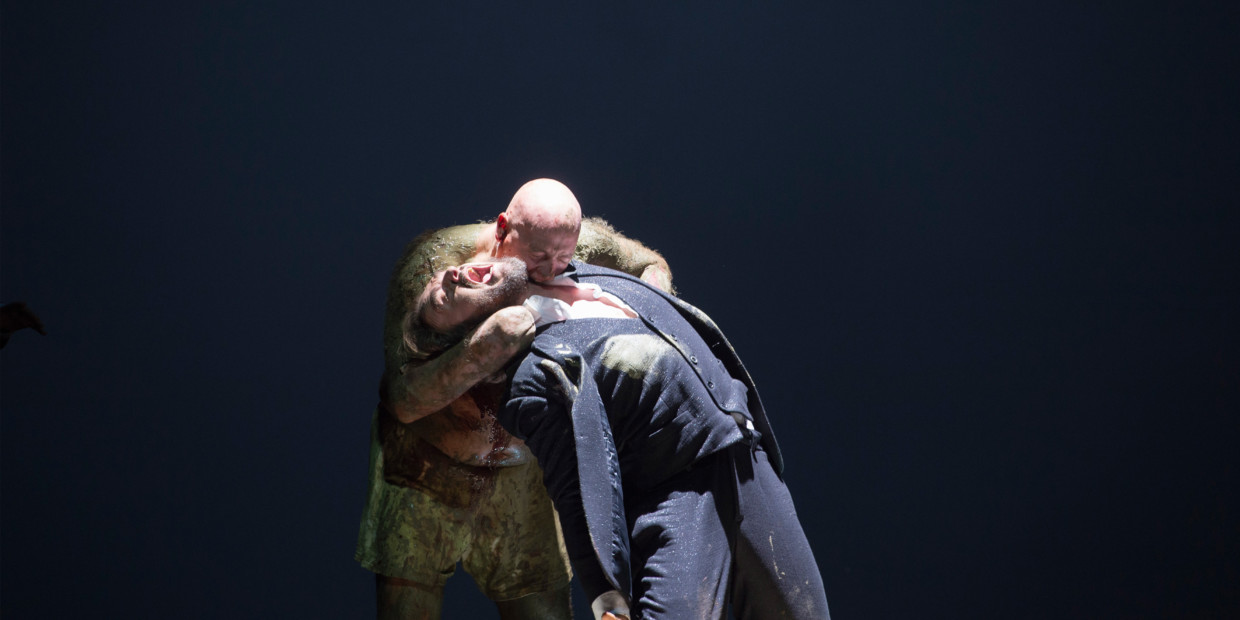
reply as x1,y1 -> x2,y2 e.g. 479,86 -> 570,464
567,262 -> 785,474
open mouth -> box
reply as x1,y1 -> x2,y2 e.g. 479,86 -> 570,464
461,264 -> 493,285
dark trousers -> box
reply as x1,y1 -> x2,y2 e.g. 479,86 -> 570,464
625,440 -> 831,619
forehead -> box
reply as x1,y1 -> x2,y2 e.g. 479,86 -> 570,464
416,266 -> 485,330
515,223 -> 578,251
414,276 -> 440,318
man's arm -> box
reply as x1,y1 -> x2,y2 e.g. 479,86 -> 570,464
500,347 -> 632,610
386,305 -> 534,423
576,217 -> 674,294
510,386 -> 632,620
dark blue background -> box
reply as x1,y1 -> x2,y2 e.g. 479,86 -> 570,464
2,2 -> 1236,618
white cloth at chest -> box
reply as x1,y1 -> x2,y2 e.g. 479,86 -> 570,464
523,277 -> 637,327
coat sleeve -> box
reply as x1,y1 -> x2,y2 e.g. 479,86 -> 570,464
501,344 -> 632,604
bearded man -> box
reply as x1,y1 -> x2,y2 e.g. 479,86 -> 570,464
357,179 -> 674,619
403,257 -> 831,620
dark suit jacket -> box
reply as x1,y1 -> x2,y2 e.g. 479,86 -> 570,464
499,262 -> 783,602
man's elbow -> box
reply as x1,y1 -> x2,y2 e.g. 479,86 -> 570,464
469,306 -> 535,363
386,399 -> 421,424
384,383 -> 434,424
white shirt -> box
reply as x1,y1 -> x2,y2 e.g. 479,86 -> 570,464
522,277 -> 637,327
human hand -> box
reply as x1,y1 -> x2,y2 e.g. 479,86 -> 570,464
591,589 -> 631,620
468,305 -> 536,364
639,264 -> 672,294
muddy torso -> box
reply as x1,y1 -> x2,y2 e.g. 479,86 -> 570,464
410,384 -> 533,467
380,380 -> 532,498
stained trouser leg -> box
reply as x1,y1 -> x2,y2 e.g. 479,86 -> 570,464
626,453 -> 733,620
727,443 -> 831,620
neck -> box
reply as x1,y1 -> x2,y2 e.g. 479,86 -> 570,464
526,281 -> 637,320
527,281 -> 592,304
475,224 -> 500,258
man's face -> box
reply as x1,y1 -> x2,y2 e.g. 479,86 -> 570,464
417,257 -> 530,332
498,223 -> 577,283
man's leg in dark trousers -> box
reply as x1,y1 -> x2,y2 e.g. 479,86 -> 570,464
626,455 -> 733,620
625,445 -> 830,619
727,443 -> 831,620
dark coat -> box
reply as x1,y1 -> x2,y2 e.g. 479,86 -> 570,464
499,262 -> 783,602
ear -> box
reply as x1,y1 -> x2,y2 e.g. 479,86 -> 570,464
495,213 -> 509,242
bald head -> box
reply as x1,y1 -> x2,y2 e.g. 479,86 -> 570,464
494,178 -> 583,282
505,178 -> 582,231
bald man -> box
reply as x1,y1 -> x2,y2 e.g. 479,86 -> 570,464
488,178 -> 582,283
357,179 -> 673,619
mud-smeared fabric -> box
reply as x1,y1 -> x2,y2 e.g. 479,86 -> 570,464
499,263 -> 829,618
377,406 -> 501,510
355,410 -> 571,599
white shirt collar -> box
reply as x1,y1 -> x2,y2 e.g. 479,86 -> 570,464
523,277 -> 636,326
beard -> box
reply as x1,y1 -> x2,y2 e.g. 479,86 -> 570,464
485,256 -> 531,311
404,256 -> 532,361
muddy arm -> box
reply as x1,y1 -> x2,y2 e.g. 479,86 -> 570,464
386,305 -> 535,423
576,217 -> 674,294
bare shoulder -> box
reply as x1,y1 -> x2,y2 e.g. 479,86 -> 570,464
390,223 -> 488,295
576,217 -> 673,292
576,217 -> 619,259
